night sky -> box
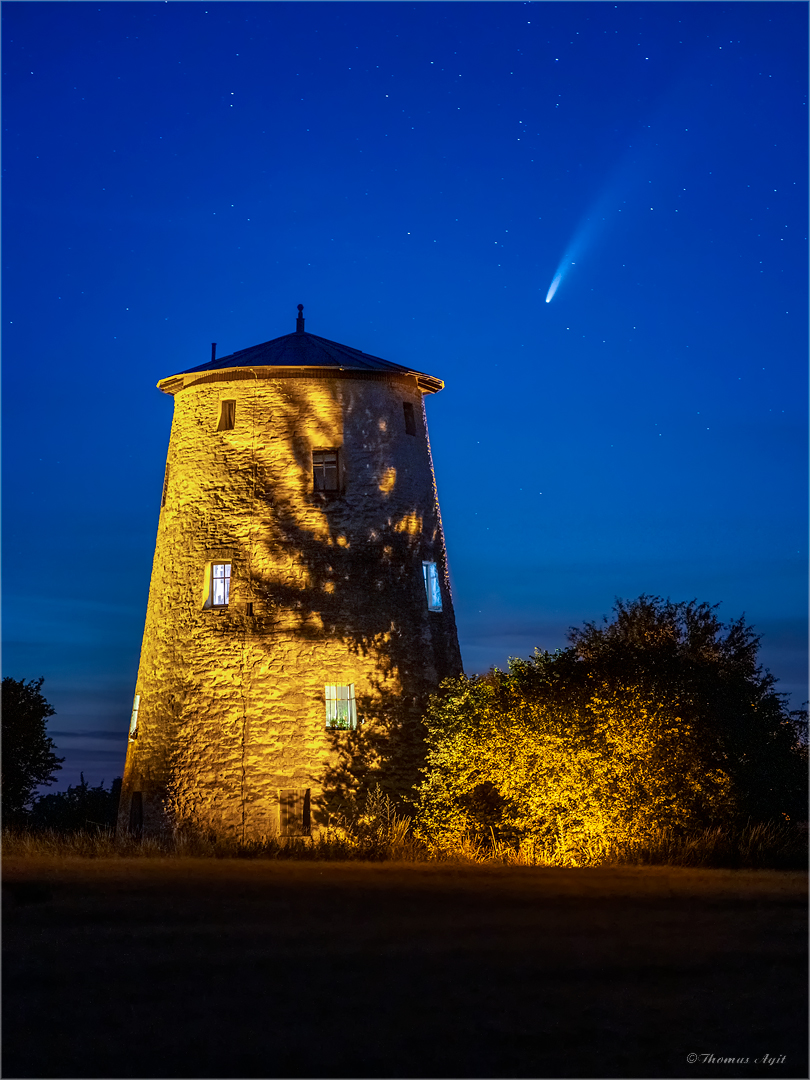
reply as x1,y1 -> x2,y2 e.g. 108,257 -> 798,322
3,2 -> 807,790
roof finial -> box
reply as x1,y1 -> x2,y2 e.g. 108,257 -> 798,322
296,304 -> 305,333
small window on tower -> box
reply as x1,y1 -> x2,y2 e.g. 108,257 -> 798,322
313,449 -> 340,492
217,400 -> 236,431
403,401 -> 417,436
325,684 -> 357,729
129,695 -> 140,741
161,465 -> 169,508
211,562 -> 231,607
422,561 -> 442,611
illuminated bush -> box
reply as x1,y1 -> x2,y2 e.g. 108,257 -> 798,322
415,674 -> 733,855
416,597 -> 807,858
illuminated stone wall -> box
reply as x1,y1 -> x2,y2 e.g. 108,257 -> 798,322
119,369 -> 462,839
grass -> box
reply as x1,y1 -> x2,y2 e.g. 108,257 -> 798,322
3,818 -> 805,869
4,852 -> 807,1078
482,820 -> 808,870
0,824 -> 421,861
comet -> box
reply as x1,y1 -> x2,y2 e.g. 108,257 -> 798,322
545,264 -> 574,303
544,186 -> 617,303
544,219 -> 591,303
545,272 -> 563,304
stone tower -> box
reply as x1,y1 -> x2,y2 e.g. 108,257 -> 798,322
119,307 -> 462,839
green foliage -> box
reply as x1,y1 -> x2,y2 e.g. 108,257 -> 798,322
415,597 -> 808,858
564,596 -> 808,821
27,775 -> 122,833
322,784 -> 421,859
1,677 -> 64,823
415,676 -> 734,857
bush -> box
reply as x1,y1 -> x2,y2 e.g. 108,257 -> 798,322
26,775 -> 122,833
563,596 -> 808,821
415,597 -> 808,859
415,676 -> 735,855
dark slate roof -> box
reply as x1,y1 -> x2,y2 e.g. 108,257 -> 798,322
162,330 -> 444,393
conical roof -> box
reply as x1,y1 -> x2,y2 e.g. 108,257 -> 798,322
158,310 -> 444,394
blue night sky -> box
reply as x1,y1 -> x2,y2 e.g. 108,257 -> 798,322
3,1 -> 807,789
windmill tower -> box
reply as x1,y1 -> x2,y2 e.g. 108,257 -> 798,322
119,307 -> 462,839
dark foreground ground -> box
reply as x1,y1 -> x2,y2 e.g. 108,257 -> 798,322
2,859 -> 807,1079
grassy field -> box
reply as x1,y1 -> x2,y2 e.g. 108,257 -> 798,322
3,858 -> 807,1079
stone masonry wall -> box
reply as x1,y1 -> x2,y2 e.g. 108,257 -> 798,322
119,370 -> 462,839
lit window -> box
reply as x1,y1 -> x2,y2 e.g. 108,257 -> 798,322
313,449 -> 339,491
403,401 -> 416,436
422,561 -> 442,611
217,400 -> 236,431
211,563 -> 231,607
129,695 -> 140,741
278,788 -> 311,836
325,684 -> 357,729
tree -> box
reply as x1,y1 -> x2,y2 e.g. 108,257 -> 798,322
28,775 -> 122,832
1,677 -> 64,823
415,597 -> 807,852
562,596 -> 807,821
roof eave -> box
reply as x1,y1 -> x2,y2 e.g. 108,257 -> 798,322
414,373 -> 444,394
157,365 -> 444,396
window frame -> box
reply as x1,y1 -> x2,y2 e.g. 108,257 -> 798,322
217,399 -> 236,431
422,561 -> 443,611
203,561 -> 231,609
129,695 -> 140,741
403,401 -> 417,436
312,448 -> 341,493
325,684 -> 358,730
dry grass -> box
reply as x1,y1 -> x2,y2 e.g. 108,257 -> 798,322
3,819 -> 805,870
0,825 -> 420,861
479,820 -> 809,870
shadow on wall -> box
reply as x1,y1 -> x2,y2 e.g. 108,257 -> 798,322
184,379 -> 459,823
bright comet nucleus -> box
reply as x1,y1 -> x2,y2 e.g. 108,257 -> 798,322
545,251 -> 580,303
